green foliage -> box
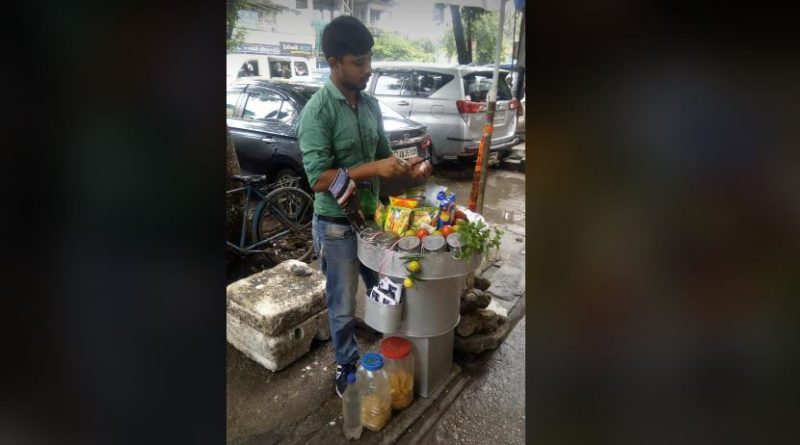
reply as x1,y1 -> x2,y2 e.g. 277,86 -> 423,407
441,7 -> 514,64
453,220 -> 503,260
372,32 -> 435,62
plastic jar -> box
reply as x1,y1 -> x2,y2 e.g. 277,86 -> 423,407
356,352 -> 392,431
380,337 -> 415,410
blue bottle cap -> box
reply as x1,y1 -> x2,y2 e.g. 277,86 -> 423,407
361,352 -> 384,371
347,373 -> 357,384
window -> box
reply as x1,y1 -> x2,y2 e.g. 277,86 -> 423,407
238,60 -> 259,77
294,61 -> 308,76
412,71 -> 454,98
278,101 -> 297,124
237,10 -> 259,26
462,72 -> 513,102
270,61 -> 291,78
258,10 -> 277,25
374,72 -> 414,96
226,90 -> 242,117
243,91 -> 283,121
433,4 -> 445,23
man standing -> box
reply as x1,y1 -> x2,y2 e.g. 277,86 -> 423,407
297,16 -> 432,397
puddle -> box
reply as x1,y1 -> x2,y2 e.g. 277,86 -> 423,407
428,170 -> 525,225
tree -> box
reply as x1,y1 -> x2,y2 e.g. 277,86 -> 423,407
442,7 -> 514,65
372,32 -> 435,62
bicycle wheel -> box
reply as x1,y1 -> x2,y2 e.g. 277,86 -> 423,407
251,186 -> 314,263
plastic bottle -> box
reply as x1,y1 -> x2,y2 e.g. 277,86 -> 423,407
342,373 -> 363,439
356,352 -> 392,431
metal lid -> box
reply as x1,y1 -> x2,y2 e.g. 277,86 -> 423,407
422,235 -> 446,252
375,231 -> 399,248
361,352 -> 384,371
360,227 -> 380,242
398,236 -> 421,252
446,233 -> 462,249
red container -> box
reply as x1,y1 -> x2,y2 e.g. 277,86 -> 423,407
380,337 -> 415,410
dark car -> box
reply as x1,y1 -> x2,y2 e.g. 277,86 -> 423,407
226,79 -> 431,195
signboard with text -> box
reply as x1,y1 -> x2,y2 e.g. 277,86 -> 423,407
235,42 -> 313,57
280,42 -> 313,56
237,44 -> 281,55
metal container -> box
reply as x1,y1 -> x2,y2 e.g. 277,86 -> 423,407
445,233 -> 462,252
398,236 -> 421,253
421,235 -> 446,253
364,295 -> 403,334
375,231 -> 400,250
360,227 -> 381,245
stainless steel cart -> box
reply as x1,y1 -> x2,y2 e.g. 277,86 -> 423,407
358,234 -> 481,397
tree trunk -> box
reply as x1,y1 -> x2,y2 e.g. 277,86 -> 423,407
450,5 -> 470,65
226,127 -> 243,244
465,13 -> 472,63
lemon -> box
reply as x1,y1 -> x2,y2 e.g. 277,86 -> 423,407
404,229 -> 416,236
406,260 -> 421,273
403,277 -> 414,288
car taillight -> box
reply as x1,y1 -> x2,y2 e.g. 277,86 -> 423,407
456,100 -> 485,114
421,136 -> 432,149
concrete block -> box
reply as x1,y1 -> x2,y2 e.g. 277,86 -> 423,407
227,260 -> 326,337
227,308 -> 330,372
226,259 -> 330,371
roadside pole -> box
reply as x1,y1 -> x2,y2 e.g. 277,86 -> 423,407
467,0 -> 507,213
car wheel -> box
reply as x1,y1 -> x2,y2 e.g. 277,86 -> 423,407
271,168 -> 301,185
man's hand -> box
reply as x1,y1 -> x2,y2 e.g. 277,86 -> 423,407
406,156 -> 433,180
373,156 -> 411,179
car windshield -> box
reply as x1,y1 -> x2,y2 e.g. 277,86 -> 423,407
378,101 -> 405,120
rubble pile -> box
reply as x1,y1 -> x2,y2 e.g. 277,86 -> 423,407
454,285 -> 507,354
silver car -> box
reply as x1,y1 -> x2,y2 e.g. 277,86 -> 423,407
368,62 -> 520,164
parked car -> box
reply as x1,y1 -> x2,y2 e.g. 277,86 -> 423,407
368,62 -> 520,164
226,54 -> 314,88
226,79 -> 431,195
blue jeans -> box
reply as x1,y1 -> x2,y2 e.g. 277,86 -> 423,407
312,215 -> 379,365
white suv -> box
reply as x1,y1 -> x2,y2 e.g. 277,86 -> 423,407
368,62 -> 520,164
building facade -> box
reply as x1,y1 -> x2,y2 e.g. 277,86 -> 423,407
231,0 -> 396,65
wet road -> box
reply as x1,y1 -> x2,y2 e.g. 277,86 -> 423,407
431,164 -> 526,227
416,162 -> 526,444
420,317 -> 527,445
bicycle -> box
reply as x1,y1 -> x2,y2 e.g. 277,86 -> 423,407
226,174 -> 314,263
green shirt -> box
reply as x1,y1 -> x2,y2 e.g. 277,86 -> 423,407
297,80 -> 394,217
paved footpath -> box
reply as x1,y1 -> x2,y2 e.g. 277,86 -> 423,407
227,167 -> 526,445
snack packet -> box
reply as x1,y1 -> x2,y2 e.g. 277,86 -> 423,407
389,196 -> 419,209
374,202 -> 387,227
384,206 -> 413,235
409,206 -> 440,231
